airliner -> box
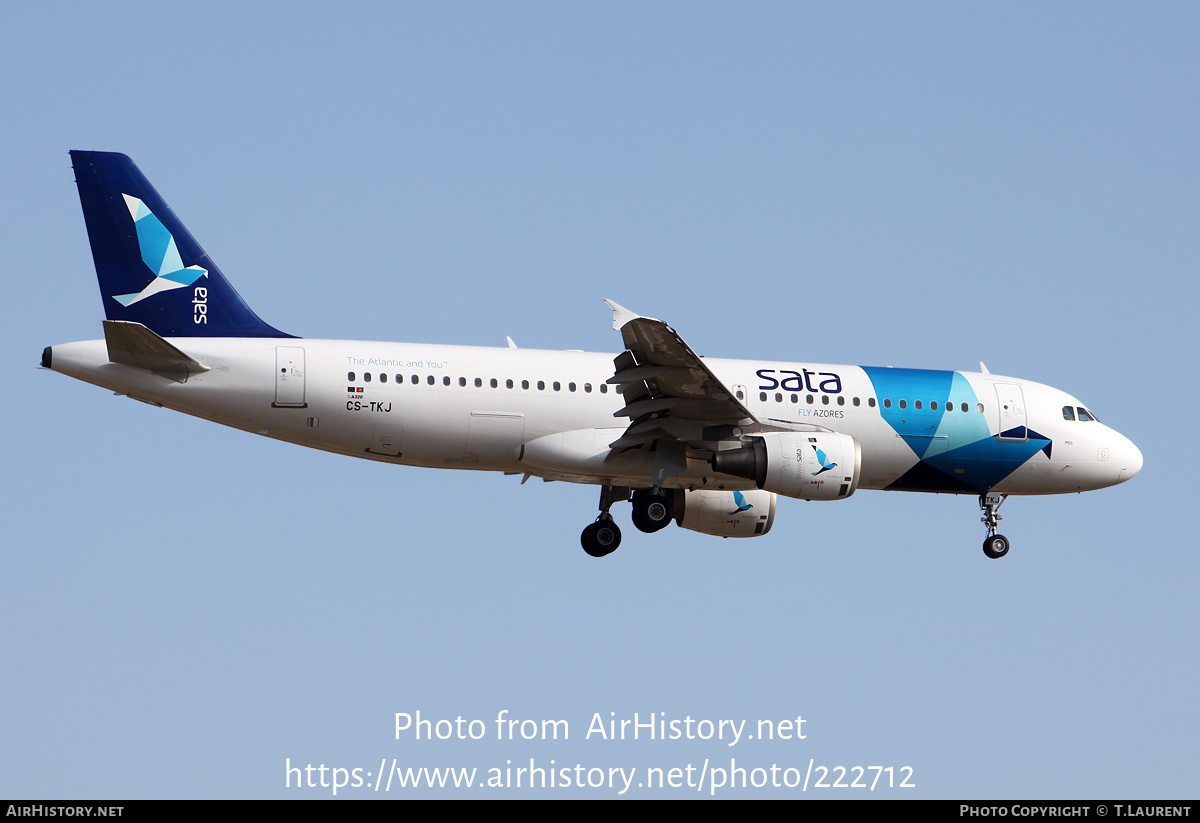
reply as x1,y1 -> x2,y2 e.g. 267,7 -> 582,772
43,152 -> 1143,559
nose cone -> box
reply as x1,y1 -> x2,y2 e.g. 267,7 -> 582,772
1114,433 -> 1143,483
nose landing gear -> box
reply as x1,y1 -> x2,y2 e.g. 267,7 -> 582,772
980,493 -> 1010,559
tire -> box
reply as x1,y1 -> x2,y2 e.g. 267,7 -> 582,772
982,534 -> 1010,559
582,520 -> 621,557
631,489 -> 673,534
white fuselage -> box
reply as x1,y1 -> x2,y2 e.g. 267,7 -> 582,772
46,336 -> 1143,497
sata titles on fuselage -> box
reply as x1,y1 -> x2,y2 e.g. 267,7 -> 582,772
756,368 -> 843,394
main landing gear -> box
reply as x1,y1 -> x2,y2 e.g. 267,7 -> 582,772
581,516 -> 621,558
631,488 -> 673,534
979,492 -> 1010,559
580,485 -> 676,557
581,485 -> 629,558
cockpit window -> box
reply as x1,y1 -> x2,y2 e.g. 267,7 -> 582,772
1077,407 -> 1095,422
1062,405 -> 1076,421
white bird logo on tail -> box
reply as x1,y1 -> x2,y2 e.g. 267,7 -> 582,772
112,194 -> 208,307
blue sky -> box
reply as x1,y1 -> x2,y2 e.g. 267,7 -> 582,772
2,2 -> 1196,798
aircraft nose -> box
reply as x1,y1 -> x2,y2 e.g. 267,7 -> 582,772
1114,433 -> 1143,483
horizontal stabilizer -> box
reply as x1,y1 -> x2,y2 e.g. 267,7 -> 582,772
104,320 -> 210,377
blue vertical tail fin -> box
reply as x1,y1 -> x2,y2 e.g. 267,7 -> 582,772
70,150 -> 293,338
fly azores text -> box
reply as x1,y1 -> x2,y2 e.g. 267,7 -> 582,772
756,368 -> 843,394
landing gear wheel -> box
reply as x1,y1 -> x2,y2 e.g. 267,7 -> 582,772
581,518 -> 621,557
982,534 -> 1010,559
978,493 -> 1010,559
631,489 -> 673,534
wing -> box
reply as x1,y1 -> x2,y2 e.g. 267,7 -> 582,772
603,300 -> 826,483
605,299 -> 756,445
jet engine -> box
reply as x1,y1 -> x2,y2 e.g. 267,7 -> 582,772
711,432 -> 861,501
669,488 -> 777,538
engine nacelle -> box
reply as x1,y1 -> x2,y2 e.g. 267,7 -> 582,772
670,488 -> 777,538
711,432 -> 861,501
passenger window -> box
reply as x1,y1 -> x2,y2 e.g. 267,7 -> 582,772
775,393 -> 782,402
522,380 -> 530,390
411,375 -> 419,385
791,394 -> 798,404
1077,407 -> 1095,422
553,381 -> 561,391
458,377 -> 466,387
584,383 -> 593,393
380,373 -> 387,383
364,372 -> 372,382
347,371 -> 356,381
929,400 -> 936,410
1063,405 -> 1076,421
868,398 -> 876,408
537,380 -> 545,391
806,394 -> 814,404
569,382 -> 576,392
914,400 -> 922,410
961,402 -> 968,412
976,403 -> 984,413
615,385 -> 623,394
443,376 -> 450,386
735,390 -> 743,400
898,399 -> 906,409
428,375 -> 435,385
490,378 -> 498,388
760,392 -> 767,402
853,397 -> 861,407
506,379 -> 514,389
600,384 -> 608,394
884,399 -> 892,409
474,378 -> 482,388
837,396 -> 845,406
821,395 -> 829,405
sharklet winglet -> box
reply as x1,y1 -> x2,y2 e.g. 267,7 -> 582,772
604,299 -> 640,331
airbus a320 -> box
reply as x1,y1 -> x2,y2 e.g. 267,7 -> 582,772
43,152 -> 1143,558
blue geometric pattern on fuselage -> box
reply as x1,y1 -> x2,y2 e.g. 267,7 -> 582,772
922,430 -> 1051,492
861,366 -> 1049,493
